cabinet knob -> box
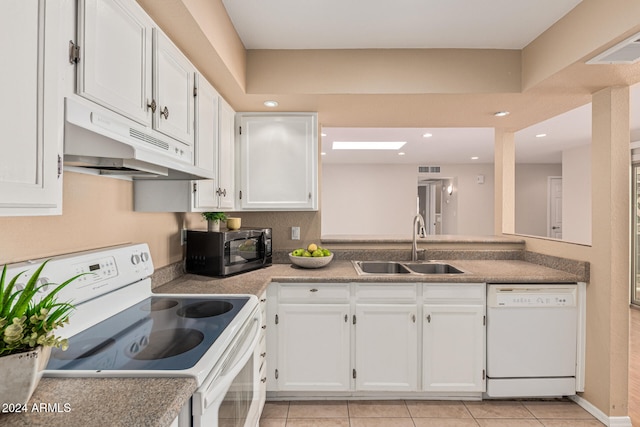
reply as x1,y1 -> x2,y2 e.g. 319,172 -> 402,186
260,352 -> 266,358
309,288 -> 318,292
160,106 -> 169,119
147,99 -> 157,113
261,377 -> 267,383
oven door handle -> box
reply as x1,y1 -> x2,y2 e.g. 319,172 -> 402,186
201,315 -> 261,410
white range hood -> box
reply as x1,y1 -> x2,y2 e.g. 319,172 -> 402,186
63,97 -> 214,180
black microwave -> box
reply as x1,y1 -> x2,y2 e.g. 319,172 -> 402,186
185,228 -> 272,277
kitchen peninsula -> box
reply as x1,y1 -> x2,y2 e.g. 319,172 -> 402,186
0,245 -> 588,427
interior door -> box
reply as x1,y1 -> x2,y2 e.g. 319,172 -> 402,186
548,176 -> 563,238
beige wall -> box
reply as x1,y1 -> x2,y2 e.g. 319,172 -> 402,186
499,87 -> 631,417
515,164 -> 563,237
0,172 -> 185,267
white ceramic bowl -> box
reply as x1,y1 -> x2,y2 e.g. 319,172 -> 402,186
289,252 -> 334,269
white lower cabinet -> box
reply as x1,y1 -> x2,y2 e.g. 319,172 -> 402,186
276,303 -> 350,391
423,283 -> 486,392
354,303 -> 418,391
267,282 -> 486,396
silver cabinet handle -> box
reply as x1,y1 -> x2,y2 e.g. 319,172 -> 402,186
160,106 -> 169,119
309,288 -> 318,292
147,99 -> 157,113
411,314 -> 416,323
260,352 -> 266,358
261,377 -> 267,383
426,314 -> 431,323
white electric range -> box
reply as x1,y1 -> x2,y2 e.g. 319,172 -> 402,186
4,243 -> 263,427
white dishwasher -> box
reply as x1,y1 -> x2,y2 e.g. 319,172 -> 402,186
486,283 -> 582,398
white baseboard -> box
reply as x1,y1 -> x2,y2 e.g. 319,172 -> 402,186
569,395 -> 632,427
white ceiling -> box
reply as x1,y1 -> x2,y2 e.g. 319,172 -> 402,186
222,0 -> 582,50
222,0 -> 640,165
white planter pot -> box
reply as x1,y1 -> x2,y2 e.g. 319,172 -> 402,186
0,346 -> 51,405
207,220 -> 220,232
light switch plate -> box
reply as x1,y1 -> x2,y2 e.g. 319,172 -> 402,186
291,226 -> 300,240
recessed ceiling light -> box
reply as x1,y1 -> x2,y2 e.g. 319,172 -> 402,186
321,133 -> 327,137
321,152 -> 326,156
535,133 -> 547,138
422,133 -> 433,138
398,152 -> 406,156
471,156 -> 479,160
332,141 -> 407,150
494,111 -> 510,117
263,100 -> 279,108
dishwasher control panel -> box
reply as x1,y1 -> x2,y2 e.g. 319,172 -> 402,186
489,285 -> 577,308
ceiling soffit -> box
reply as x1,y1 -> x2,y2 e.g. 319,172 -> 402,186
246,49 -> 521,95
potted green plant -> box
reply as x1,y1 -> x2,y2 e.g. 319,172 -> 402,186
202,212 -> 227,232
0,261 -> 79,406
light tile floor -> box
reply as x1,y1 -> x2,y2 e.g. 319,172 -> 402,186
260,399 -> 605,427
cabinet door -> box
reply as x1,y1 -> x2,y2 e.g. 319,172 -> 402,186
238,114 -> 317,210
217,98 -> 235,210
0,0 -> 64,216
77,0 -> 152,125
355,304 -> 418,391
277,304 -> 350,391
423,304 -> 485,392
192,75 -> 219,210
153,29 -> 195,146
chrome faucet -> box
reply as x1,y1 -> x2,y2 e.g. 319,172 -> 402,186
411,214 -> 426,261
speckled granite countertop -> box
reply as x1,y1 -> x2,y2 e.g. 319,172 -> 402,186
155,259 -> 586,297
0,377 -> 196,427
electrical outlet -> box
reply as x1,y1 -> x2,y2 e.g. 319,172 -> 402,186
291,226 -> 301,240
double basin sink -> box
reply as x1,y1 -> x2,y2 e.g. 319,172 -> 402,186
353,260 -> 465,276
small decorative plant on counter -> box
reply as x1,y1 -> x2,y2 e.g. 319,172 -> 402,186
202,212 -> 227,232
0,261 -> 79,405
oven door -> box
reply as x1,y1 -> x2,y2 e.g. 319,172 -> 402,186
192,308 -> 262,427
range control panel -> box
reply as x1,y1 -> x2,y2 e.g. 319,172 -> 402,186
4,243 -> 153,305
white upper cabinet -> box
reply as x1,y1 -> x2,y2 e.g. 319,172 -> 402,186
0,0 -> 72,216
77,0 -> 195,147
191,74 -> 219,210
216,97 -> 236,210
133,80 -> 235,213
153,29 -> 195,145
190,79 -> 234,211
77,0 -> 152,125
237,113 -> 318,211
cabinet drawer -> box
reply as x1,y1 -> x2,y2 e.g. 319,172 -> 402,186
277,283 -> 350,303
423,283 -> 485,303
356,283 -> 417,302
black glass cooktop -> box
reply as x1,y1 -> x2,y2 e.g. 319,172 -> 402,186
46,296 -> 249,371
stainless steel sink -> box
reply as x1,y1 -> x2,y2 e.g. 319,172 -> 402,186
403,262 -> 464,274
353,260 -> 466,275
354,261 -> 411,274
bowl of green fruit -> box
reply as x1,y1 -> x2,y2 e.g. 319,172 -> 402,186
289,243 -> 333,268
